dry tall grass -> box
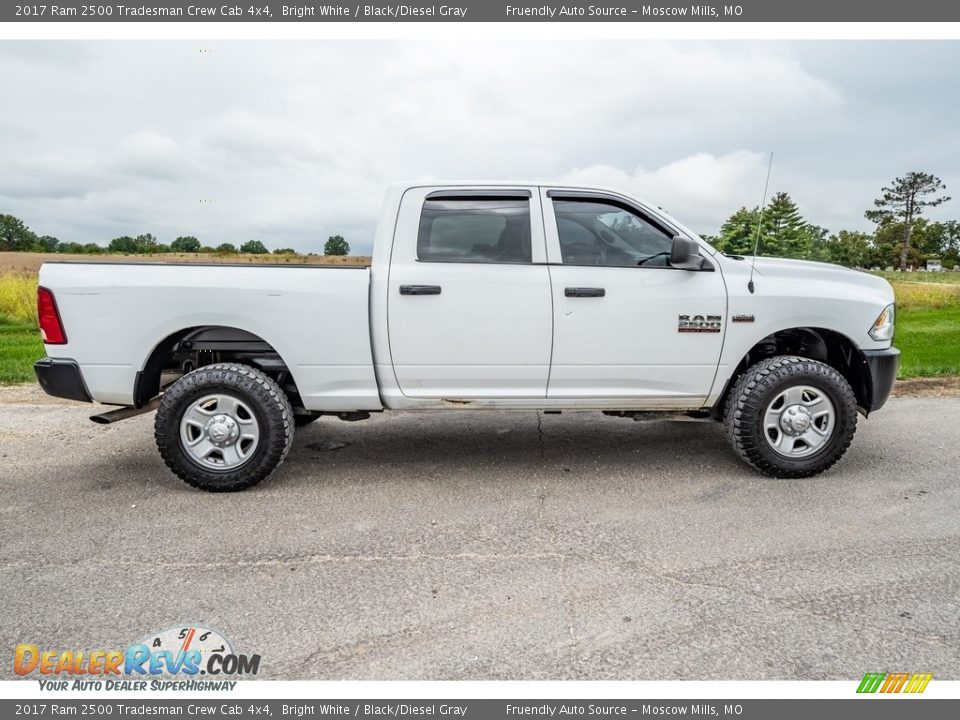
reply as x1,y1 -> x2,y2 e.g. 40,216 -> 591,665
891,281 -> 960,310
0,272 -> 37,324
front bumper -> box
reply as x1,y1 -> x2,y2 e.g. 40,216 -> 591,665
861,347 -> 900,414
34,358 -> 92,403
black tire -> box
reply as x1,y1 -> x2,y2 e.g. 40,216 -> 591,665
723,355 -> 857,478
155,363 -> 294,492
294,413 -> 321,427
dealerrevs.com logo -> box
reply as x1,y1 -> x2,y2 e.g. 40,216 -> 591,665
14,626 -> 260,691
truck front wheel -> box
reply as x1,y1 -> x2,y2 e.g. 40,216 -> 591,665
155,363 -> 294,492
723,355 -> 857,478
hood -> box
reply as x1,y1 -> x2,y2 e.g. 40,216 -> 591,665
747,256 -> 894,297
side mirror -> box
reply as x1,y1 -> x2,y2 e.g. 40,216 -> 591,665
670,235 -> 707,270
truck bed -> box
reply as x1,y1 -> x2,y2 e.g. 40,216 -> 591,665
38,262 -> 382,411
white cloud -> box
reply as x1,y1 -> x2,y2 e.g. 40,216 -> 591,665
0,41 -> 956,253
116,131 -> 196,181
559,151 -> 770,232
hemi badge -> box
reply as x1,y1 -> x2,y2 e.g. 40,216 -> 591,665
732,314 -> 755,323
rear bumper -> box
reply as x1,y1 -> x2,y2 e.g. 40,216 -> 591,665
34,358 -> 92,403
861,347 -> 900,414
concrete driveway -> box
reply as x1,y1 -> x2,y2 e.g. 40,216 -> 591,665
1,385 -> 957,680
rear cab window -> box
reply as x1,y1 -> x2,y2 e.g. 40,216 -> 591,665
417,196 -> 533,263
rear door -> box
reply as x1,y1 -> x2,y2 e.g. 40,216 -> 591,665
387,187 -> 553,399
542,189 -> 727,405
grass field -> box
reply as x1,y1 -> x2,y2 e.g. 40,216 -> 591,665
896,307 -> 960,377
0,316 -> 39,384
877,271 -> 960,377
0,259 -> 958,384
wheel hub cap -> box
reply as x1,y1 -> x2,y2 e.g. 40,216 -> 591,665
179,394 -> 260,470
762,385 -> 836,459
205,415 -> 239,446
780,405 -> 813,435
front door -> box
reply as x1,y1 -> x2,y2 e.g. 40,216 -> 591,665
542,189 -> 727,405
387,188 -> 553,400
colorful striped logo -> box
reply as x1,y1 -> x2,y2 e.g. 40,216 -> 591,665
857,672 -> 932,694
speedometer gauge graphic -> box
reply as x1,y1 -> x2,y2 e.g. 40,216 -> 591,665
138,625 -> 233,674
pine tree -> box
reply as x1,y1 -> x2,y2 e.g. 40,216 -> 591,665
761,192 -> 811,259
324,235 -> 350,256
866,172 -> 950,270
714,207 -> 760,255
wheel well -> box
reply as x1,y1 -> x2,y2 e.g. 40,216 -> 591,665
134,326 -> 302,409
711,327 -> 872,420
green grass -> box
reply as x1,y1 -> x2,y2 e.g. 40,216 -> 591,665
881,274 -> 960,377
895,307 -> 960,378
0,315 -> 42,384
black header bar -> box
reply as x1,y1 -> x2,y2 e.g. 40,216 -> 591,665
0,699 -> 958,720
5,1 -> 960,23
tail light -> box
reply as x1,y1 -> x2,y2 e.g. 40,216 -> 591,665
37,287 -> 67,344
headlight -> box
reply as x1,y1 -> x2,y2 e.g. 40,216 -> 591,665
869,303 -> 895,342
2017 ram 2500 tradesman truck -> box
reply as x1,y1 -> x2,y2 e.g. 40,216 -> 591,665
34,182 -> 899,491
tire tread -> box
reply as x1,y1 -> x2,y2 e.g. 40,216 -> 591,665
154,363 -> 293,492
723,355 -> 857,478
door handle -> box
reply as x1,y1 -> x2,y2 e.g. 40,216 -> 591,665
399,284 -> 442,296
564,287 -> 605,298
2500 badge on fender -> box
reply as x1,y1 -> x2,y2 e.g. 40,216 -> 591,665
34,181 -> 899,491
678,314 -> 723,333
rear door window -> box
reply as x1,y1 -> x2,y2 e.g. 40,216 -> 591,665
417,197 -> 532,263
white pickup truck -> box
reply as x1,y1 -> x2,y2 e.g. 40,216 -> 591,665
34,182 -> 899,491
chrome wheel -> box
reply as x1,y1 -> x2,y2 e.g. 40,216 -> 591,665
763,385 -> 835,458
179,393 -> 260,470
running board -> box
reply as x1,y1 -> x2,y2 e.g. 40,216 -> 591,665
602,410 -> 712,422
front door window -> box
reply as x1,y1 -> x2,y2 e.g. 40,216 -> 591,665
553,198 -> 675,267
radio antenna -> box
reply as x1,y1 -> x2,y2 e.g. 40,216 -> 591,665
747,152 -> 774,294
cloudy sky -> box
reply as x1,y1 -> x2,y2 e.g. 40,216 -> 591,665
1,40 -> 958,254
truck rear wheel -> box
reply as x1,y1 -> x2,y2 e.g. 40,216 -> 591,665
723,355 -> 857,478
155,363 -> 294,492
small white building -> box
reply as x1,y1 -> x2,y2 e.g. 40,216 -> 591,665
927,258 -> 943,272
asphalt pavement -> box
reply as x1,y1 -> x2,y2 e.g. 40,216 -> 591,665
1,385 -> 957,680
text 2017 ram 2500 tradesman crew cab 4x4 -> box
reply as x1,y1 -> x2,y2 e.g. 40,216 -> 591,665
34,182 -> 899,491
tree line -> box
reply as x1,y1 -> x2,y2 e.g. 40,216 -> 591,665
1,172 -> 953,269
0,220 -> 352,257
706,172 -> 955,270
